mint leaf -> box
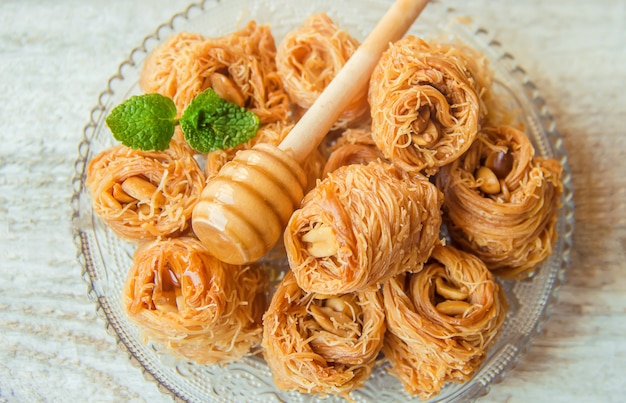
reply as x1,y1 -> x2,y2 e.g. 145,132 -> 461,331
105,88 -> 260,153
180,88 -> 260,153
105,93 -> 177,151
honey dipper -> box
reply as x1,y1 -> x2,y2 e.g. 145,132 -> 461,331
192,0 -> 430,265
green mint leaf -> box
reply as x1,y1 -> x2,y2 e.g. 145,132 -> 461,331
180,88 -> 260,153
105,93 -> 177,151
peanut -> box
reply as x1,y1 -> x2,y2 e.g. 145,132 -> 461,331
121,176 -> 164,206
436,300 -> 473,316
210,72 -> 245,107
301,225 -> 339,258
412,120 -> 440,147
112,183 -> 134,203
476,166 -> 501,194
323,295 -> 359,319
435,277 -> 469,300
137,204 -> 152,216
101,191 -> 121,209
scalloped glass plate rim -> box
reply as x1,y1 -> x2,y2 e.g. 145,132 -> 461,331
71,0 -> 575,402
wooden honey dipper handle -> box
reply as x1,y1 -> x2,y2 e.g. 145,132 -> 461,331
279,0 -> 431,162
192,0 -> 430,265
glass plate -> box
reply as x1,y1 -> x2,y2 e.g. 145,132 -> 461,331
71,0 -> 575,401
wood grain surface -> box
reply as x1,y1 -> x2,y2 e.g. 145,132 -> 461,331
0,0 -> 624,402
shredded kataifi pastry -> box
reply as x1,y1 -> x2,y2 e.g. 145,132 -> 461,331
86,141 -> 205,241
383,245 -> 507,400
123,236 -> 267,364
285,161 -> 443,294
436,125 -> 563,279
262,271 -> 385,400
276,13 -> 369,129
369,36 -> 491,175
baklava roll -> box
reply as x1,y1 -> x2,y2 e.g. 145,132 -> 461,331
262,271 -> 385,400
369,36 -> 488,175
276,13 -> 369,129
123,237 -> 267,365
285,161 -> 443,294
383,245 -> 507,400
140,21 -> 290,125
436,125 -> 563,279
86,141 -> 205,241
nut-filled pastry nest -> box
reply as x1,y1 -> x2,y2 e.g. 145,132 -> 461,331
284,160 -> 443,295
262,271 -> 386,400
382,245 -> 507,400
368,36 -> 492,175
122,236 -> 268,365
276,13 -> 369,129
436,125 -> 563,279
85,141 -> 205,241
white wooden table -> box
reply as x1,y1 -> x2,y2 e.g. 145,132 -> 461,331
1,0 -> 624,402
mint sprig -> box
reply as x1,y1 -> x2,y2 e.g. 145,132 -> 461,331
105,88 -> 260,153
181,88 -> 260,153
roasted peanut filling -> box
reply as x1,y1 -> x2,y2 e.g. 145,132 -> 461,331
109,176 -> 165,213
210,72 -> 246,107
301,224 -> 340,258
309,294 -> 360,338
433,277 -> 472,317
476,166 -> 500,194
476,150 -> 514,195
411,107 -> 440,147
